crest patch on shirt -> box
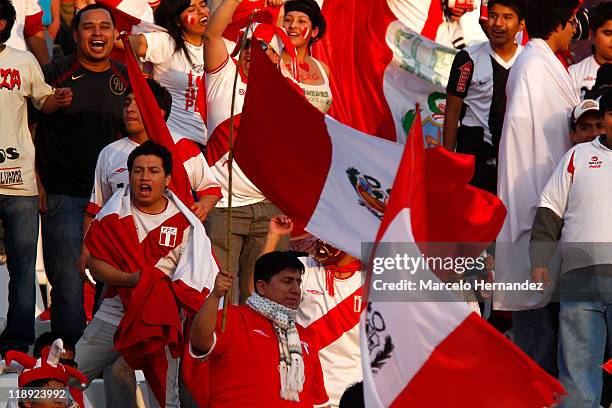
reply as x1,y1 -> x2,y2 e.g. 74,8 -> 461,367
159,226 -> 178,247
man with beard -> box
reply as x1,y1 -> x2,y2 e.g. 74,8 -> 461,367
34,3 -> 128,353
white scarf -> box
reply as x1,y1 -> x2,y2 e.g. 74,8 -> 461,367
247,292 -> 305,401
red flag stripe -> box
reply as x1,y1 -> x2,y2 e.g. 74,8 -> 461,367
313,0 -> 397,141
392,314 -> 565,407
234,40 -> 332,226
303,286 -> 363,350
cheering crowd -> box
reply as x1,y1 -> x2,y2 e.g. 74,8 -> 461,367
0,0 -> 611,406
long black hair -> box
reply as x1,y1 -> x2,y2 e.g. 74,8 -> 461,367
154,0 -> 198,65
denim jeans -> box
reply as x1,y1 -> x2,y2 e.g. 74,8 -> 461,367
75,318 -> 180,407
512,304 -> 559,376
41,194 -> 87,348
558,299 -> 612,408
0,195 -> 39,354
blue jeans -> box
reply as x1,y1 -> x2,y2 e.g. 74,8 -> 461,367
0,195 -> 39,354
512,305 -> 558,376
41,194 -> 87,348
558,299 -> 612,408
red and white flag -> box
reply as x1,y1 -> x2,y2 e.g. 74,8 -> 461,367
235,41 -> 503,258
361,109 -> 565,407
312,0 -> 489,145
97,0 -> 160,33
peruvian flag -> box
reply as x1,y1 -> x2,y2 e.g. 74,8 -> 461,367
361,109 -> 565,407
235,40 -> 503,258
312,0 -> 462,144
97,0 -> 159,33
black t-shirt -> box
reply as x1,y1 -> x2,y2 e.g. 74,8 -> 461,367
446,49 -> 511,148
35,56 -> 128,197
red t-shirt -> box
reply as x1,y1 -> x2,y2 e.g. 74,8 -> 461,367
203,305 -> 329,407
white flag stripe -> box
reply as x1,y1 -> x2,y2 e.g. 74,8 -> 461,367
305,116 -> 403,257
363,209 -> 471,407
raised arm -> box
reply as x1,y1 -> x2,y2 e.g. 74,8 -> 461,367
189,269 -> 234,354
204,0 -> 284,71
203,0 -> 241,71
261,215 -> 293,256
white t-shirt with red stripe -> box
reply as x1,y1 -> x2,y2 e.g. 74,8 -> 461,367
539,136 -> 612,274
143,32 -> 206,144
569,54 -> 599,99
95,197 -> 192,326
87,136 -> 222,216
296,257 -> 364,407
5,0 -> 42,52
205,57 -> 265,207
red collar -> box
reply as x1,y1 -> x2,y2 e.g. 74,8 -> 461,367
324,260 -> 361,296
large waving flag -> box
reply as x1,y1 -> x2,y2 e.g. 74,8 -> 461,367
235,41 -> 502,259
361,109 -> 565,407
312,0 -> 487,144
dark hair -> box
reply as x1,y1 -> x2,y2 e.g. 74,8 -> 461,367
600,88 -> 612,114
127,141 -> 173,175
154,0 -> 202,65
339,382 -> 365,408
284,0 -> 326,43
590,1 -> 612,32
126,78 -> 173,121
33,332 -> 58,358
254,251 -> 304,292
585,63 -> 612,100
525,0 -> 579,40
489,0 -> 526,20
73,3 -> 115,30
0,0 -> 16,43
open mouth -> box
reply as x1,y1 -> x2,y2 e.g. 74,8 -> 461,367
200,17 -> 208,24
138,184 -> 152,194
90,40 -> 105,52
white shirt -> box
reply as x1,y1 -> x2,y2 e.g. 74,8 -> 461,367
0,46 -> 53,196
5,0 -> 41,52
282,58 -> 333,113
296,257 -> 363,407
143,32 -> 207,144
87,137 -> 139,214
95,197 -> 191,326
539,137 -> 612,273
569,54 -> 599,99
205,57 -> 265,207
87,137 -> 221,216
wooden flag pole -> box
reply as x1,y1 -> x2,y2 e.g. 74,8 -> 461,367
222,17 -> 255,331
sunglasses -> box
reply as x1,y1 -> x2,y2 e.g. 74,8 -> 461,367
243,39 -> 272,53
